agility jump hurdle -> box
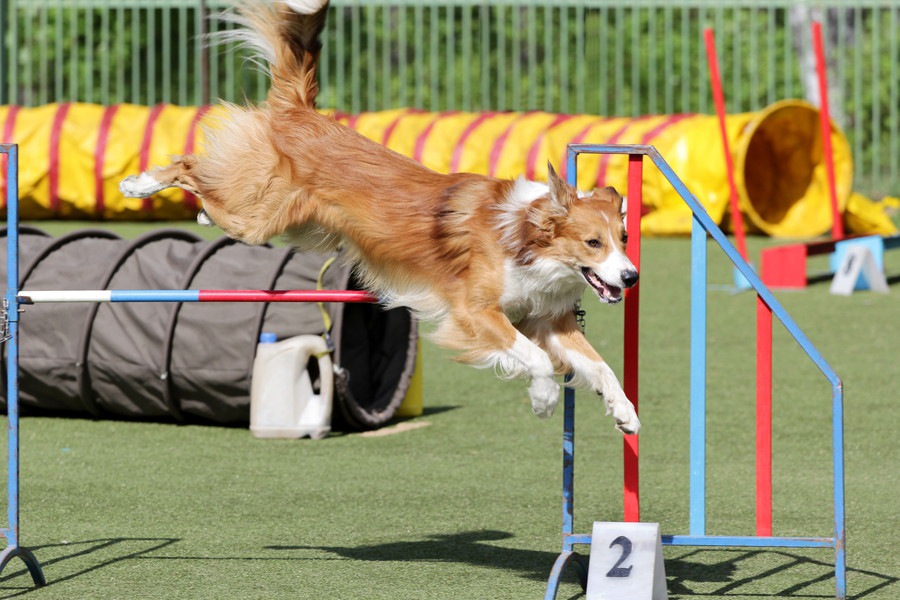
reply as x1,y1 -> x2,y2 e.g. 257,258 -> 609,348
545,144 -> 845,600
0,142 -> 382,584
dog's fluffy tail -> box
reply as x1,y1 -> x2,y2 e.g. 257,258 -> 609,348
213,0 -> 329,109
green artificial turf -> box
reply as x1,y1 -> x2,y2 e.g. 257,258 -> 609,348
1,223 -> 898,599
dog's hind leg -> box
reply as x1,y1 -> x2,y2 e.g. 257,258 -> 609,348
438,308 -> 561,418
119,156 -> 203,199
526,313 -> 640,434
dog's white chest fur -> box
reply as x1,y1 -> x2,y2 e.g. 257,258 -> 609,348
500,258 -> 585,324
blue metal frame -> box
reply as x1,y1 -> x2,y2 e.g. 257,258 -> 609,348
0,144 -> 46,585
545,144 -> 845,600
689,213 -> 708,538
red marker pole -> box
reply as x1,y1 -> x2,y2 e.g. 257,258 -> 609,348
811,21 -> 845,240
756,296 -> 774,536
703,28 -> 749,262
622,154 -> 643,523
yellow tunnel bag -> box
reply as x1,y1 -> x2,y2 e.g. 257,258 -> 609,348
0,101 -> 892,237
563,100 -> 855,238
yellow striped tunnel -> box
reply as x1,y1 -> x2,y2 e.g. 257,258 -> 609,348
0,100 -> 894,237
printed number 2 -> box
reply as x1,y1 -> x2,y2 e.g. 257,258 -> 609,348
605,536 -> 633,578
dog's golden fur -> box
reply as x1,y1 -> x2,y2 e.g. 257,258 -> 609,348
120,0 -> 640,433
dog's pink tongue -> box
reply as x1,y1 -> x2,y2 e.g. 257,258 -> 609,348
598,283 -> 619,302
582,268 -> 609,296
582,268 -> 624,303
606,283 -> 622,301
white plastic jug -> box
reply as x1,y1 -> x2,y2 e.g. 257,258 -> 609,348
250,333 -> 333,440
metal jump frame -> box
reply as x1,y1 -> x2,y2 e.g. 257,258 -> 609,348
1,143 -> 844,598
0,143 -> 380,586
544,144 -> 845,599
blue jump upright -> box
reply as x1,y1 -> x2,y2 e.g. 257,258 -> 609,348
1,144 -> 46,585
0,142 -> 379,587
544,144 -> 845,600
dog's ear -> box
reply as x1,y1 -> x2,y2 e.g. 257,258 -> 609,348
525,197 -> 567,247
547,161 -> 575,211
595,185 -> 625,215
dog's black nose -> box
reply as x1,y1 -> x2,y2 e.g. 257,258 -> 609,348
621,269 -> 639,288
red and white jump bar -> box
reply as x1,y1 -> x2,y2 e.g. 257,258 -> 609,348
17,289 -> 379,304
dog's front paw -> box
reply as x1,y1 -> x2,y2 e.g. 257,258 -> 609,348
615,411 -> 641,435
529,377 -> 560,418
119,172 -> 165,198
605,392 -> 641,435
197,208 -> 215,227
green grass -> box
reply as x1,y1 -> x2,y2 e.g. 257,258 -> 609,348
2,223 -> 899,599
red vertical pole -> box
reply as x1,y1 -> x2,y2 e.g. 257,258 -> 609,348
623,154 -> 642,522
811,21 -> 844,240
756,295 -> 773,536
703,28 -> 749,261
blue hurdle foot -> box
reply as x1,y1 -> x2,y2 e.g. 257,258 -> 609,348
544,550 -> 589,600
0,544 -> 47,586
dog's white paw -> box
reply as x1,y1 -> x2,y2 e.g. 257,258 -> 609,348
197,208 -> 215,227
282,0 -> 328,15
119,172 -> 166,198
606,393 -> 640,435
529,377 -> 560,418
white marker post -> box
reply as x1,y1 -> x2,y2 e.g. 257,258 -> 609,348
586,522 -> 668,600
830,244 -> 888,296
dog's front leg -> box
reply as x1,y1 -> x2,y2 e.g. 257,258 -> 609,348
531,314 -> 640,434
507,330 -> 560,418
443,308 -> 560,418
119,156 -> 203,199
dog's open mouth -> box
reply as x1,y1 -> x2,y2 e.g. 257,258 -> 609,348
581,267 -> 623,304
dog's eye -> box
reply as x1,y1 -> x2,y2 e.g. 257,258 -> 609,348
621,232 -> 628,245
586,239 -> 602,249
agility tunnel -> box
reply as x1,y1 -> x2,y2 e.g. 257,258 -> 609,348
0,226 -> 418,430
0,100 -> 894,237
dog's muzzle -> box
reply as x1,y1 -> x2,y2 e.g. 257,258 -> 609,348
581,266 -> 639,305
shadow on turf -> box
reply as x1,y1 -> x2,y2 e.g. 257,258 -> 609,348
1,534 -> 895,598
665,548 -> 899,599
268,530 -> 558,582
269,532 -> 899,599
0,538 -> 179,598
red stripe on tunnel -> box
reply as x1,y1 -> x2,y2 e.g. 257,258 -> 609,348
93,104 -> 120,216
48,103 -> 73,213
450,112 -> 498,173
